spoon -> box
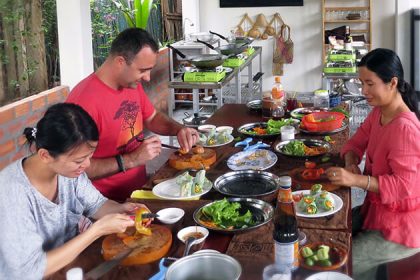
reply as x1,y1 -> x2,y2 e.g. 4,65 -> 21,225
183,236 -> 197,257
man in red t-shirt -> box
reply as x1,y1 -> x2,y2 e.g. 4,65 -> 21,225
67,28 -> 198,201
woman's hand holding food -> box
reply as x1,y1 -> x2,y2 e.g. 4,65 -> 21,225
121,202 -> 153,226
90,213 -> 134,237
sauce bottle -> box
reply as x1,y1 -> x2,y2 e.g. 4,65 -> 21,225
273,182 -> 299,271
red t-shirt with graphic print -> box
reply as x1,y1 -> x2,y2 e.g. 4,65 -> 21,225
67,73 -> 155,201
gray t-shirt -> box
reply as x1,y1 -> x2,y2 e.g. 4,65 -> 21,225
0,159 -> 108,279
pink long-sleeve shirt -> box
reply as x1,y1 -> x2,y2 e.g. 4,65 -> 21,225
341,107 -> 420,248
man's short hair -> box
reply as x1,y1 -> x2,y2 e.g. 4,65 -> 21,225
110,28 -> 159,64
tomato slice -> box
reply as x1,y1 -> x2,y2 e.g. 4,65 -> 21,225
304,161 -> 317,169
301,169 -> 320,180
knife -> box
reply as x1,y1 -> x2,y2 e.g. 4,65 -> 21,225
84,248 -> 133,280
129,213 -> 160,220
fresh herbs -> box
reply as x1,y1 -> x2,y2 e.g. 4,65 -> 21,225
282,140 -> 306,156
201,198 -> 255,229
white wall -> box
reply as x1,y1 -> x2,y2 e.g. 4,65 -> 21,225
56,0 -> 93,90
396,0 -> 420,81
195,0 -> 397,92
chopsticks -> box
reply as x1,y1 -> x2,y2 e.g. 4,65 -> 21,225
135,136 -> 181,150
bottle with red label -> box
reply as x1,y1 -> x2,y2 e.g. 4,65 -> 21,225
272,181 -> 299,271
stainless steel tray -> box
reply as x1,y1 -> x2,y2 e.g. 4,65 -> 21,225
193,198 -> 274,233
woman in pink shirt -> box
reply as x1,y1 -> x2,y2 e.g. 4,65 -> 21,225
326,48 -> 420,280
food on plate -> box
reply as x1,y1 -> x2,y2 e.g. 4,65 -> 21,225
199,128 -> 232,146
176,170 -> 210,197
301,244 -> 332,267
282,140 -> 328,156
240,118 -> 297,135
178,148 -> 188,155
300,112 -> 346,132
294,184 -> 335,214
302,167 -> 325,180
199,198 -> 255,230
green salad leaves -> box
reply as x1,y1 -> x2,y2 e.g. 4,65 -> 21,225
282,140 -> 306,156
201,198 -> 255,229
266,118 -> 296,134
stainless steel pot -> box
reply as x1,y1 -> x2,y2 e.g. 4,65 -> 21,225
182,112 -> 211,127
165,252 -> 242,280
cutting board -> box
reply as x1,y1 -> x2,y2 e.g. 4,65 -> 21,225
102,224 -> 172,266
289,167 -> 340,192
168,148 -> 216,170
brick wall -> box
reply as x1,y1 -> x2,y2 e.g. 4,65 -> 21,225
0,86 -> 70,170
143,47 -> 170,113
0,48 -> 170,171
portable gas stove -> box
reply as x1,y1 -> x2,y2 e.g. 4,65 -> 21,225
223,56 -> 246,68
183,67 -> 226,82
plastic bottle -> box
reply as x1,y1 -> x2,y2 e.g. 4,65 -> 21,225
271,76 -> 285,100
66,268 -> 83,280
313,89 -> 330,109
271,76 -> 285,119
272,181 -> 299,271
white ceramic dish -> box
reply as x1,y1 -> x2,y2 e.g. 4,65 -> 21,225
199,134 -> 234,148
227,149 -> 278,171
215,126 -> 234,134
156,208 -> 185,224
177,226 -> 209,245
197,124 -> 216,134
292,190 -> 343,218
305,271 -> 353,280
152,178 -> 212,200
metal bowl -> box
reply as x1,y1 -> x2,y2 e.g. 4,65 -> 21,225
246,99 -> 262,112
274,139 -> 331,158
193,197 -> 274,233
213,170 -> 279,198
165,252 -> 241,280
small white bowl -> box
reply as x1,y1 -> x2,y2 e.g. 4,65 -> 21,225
215,126 -> 234,135
198,124 -> 216,134
156,208 -> 185,224
193,249 -> 220,255
177,226 -> 209,245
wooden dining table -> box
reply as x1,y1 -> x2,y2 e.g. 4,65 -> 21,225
48,104 -> 352,280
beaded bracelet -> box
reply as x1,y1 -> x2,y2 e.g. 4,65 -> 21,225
365,175 -> 371,192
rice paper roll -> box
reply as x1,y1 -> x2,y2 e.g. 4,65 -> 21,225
304,202 -> 318,214
315,191 -> 335,210
216,130 -> 230,144
192,170 -> 206,194
180,180 -> 193,197
310,184 -> 323,196
199,133 -> 208,144
206,128 -> 217,145
298,195 -> 316,211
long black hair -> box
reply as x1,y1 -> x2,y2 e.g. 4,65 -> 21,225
23,103 -> 99,157
110,27 -> 159,64
358,48 -> 420,120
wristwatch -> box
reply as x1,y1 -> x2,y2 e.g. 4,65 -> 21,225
115,154 -> 126,173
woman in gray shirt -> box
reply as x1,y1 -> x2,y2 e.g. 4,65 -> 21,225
0,103 -> 149,279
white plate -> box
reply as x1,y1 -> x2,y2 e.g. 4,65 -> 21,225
227,149 -> 278,171
305,271 -> 353,280
199,134 -> 234,148
152,178 -> 212,200
293,190 -> 343,218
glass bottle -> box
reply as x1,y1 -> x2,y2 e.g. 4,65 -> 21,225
344,26 -> 352,50
273,182 -> 299,271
